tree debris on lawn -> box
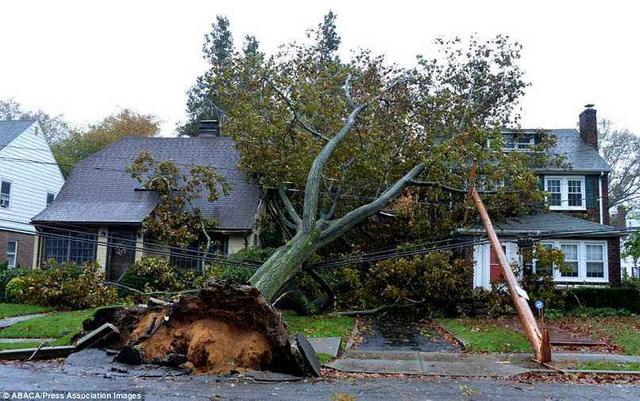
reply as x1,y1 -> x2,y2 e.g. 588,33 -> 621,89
82,280 -> 317,376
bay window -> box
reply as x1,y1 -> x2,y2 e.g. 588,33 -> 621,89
537,240 -> 608,282
544,176 -> 586,210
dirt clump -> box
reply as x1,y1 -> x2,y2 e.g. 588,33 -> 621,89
88,281 -> 308,376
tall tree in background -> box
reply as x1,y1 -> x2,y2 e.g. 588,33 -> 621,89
179,16 -> 236,136
0,99 -> 70,143
53,109 -> 160,176
311,10 -> 340,60
599,119 -> 640,210
203,12 -> 553,301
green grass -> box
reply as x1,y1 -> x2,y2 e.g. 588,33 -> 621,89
0,303 -> 51,319
594,322 -> 640,356
439,318 -> 530,353
316,352 -> 334,364
0,308 -> 97,345
283,312 -> 354,340
0,341 -> 44,351
576,361 -> 640,371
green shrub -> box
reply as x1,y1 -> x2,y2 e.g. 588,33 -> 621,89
565,287 -> 640,313
0,264 -> 29,302
337,251 -> 474,316
569,307 -> 632,317
120,257 -> 197,293
5,261 -> 117,310
622,277 -> 640,291
198,247 -> 273,285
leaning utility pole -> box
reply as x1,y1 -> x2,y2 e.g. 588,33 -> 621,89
468,161 -> 549,362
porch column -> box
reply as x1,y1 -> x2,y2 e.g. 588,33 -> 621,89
135,229 -> 144,262
96,227 -> 108,273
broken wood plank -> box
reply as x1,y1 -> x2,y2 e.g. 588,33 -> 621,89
75,323 -> 120,350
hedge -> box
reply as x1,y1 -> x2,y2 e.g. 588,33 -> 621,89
564,287 -> 640,313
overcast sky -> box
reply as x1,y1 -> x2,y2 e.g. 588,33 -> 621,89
1,0 -> 638,136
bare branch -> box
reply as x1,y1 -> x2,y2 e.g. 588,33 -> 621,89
263,77 -> 330,142
302,102 -> 369,232
343,74 -> 356,109
278,188 -> 302,226
320,163 -> 427,243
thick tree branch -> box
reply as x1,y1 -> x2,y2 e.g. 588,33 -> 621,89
302,103 -> 368,232
319,163 -> 426,242
263,77 -> 330,142
278,188 -> 301,226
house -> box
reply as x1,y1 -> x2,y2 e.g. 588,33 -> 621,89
619,207 -> 640,278
32,121 -> 262,280
0,120 -> 65,268
468,106 -> 625,288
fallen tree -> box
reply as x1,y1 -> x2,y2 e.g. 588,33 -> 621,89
83,281 -> 312,375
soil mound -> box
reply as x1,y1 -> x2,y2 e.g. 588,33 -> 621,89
85,281 -> 307,375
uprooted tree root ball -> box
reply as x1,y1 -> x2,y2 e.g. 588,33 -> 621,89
83,281 -> 309,376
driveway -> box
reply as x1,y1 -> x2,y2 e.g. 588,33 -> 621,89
1,360 -> 639,401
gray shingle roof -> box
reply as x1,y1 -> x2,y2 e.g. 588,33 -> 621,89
465,212 -> 622,238
544,129 -> 610,173
33,136 -> 262,230
0,120 -> 35,150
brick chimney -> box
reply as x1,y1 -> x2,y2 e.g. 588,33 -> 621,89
198,119 -> 220,137
579,104 -> 598,148
617,205 -> 629,228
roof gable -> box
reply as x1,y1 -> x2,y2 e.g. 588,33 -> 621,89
0,120 -> 35,150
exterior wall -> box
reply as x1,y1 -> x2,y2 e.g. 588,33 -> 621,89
608,237 -> 621,286
0,122 -> 65,234
472,241 -> 521,289
228,233 -> 250,254
621,210 -> 640,277
539,174 -> 607,224
0,229 -> 35,268
472,237 -> 618,288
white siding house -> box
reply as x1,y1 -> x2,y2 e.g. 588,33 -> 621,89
0,120 -> 65,267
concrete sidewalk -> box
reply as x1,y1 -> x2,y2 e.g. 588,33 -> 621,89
328,350 -> 640,377
328,350 -> 539,377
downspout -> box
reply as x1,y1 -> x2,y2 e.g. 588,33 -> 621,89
598,173 -> 604,225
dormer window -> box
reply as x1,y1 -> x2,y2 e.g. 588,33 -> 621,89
544,176 -> 586,210
503,133 -> 535,151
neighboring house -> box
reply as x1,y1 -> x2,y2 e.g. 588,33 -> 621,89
0,120 -> 65,268
620,208 -> 640,278
32,121 -> 262,280
466,106 -> 625,288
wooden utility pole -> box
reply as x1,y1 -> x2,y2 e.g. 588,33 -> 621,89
468,161 -> 548,362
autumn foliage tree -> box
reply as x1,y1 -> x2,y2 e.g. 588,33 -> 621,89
54,109 -> 160,175
194,13 -> 553,301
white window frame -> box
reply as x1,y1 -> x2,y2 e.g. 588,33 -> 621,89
544,176 -> 586,211
502,133 -> 535,152
0,180 -> 11,208
536,240 -> 608,283
6,240 -> 17,269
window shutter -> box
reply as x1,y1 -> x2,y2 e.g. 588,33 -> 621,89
585,176 -> 597,208
538,175 -> 545,191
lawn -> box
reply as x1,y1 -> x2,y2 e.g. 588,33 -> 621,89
438,318 -> 531,353
0,341 -> 45,351
283,311 -> 354,341
0,303 -> 51,319
0,308 -> 98,347
438,315 -> 640,355
575,361 -> 640,371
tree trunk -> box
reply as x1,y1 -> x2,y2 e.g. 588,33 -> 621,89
250,229 -> 320,302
